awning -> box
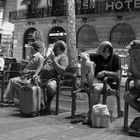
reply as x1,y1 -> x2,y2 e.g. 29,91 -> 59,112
21,0 -> 31,5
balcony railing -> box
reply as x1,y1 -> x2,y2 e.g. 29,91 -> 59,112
9,6 -> 67,22
9,0 -> 140,22
9,7 -> 50,21
9,5 -> 103,22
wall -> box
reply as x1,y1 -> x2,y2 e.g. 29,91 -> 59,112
7,0 -> 140,60
1,0 -> 15,56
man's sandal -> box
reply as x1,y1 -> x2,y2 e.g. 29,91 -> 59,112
82,118 -> 92,125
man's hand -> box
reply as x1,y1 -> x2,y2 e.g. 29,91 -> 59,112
49,51 -> 55,61
33,74 -> 38,79
23,69 -> 31,74
127,72 -> 137,80
97,71 -> 106,79
80,80 -> 88,89
127,72 -> 133,78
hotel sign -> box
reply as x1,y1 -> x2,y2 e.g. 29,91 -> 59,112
106,0 -> 140,11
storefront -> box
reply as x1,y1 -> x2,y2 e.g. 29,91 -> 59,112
9,0 -> 140,61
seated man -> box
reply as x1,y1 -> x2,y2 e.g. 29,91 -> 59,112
3,41 -> 44,103
124,40 -> 140,113
39,40 -> 68,114
81,41 -> 121,124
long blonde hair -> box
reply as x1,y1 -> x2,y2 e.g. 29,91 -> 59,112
81,52 -> 96,86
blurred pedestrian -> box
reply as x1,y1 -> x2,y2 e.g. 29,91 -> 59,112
124,40 -> 140,113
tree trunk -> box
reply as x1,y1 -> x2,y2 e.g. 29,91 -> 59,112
66,0 -> 78,67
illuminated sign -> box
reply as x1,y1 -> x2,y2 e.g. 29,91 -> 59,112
106,0 -> 140,11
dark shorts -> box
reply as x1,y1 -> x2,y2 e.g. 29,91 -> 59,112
129,86 -> 140,95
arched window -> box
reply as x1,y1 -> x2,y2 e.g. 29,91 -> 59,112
110,23 -> 135,48
77,25 -> 98,50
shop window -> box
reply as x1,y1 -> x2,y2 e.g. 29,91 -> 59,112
52,0 -> 65,16
48,26 -> 66,45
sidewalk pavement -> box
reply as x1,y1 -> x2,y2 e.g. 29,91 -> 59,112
0,105 -> 139,140
0,77 -> 139,140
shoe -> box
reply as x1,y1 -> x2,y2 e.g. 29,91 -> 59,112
82,118 -> 91,125
71,118 -> 84,124
45,109 -> 51,115
40,108 -> 51,115
3,100 -> 14,104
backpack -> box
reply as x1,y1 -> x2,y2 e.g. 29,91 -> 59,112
128,117 -> 140,137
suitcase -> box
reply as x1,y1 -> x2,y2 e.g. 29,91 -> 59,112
19,84 -> 41,117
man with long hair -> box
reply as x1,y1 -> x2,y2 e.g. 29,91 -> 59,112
82,41 -> 121,125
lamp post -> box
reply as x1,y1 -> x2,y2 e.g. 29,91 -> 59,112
66,0 -> 78,67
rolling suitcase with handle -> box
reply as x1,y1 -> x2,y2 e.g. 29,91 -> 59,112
19,84 -> 41,117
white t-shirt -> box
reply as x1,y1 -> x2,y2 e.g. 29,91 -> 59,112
0,57 -> 4,71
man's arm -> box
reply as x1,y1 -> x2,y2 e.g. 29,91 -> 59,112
52,57 -> 68,73
104,70 -> 120,78
50,51 -> 68,74
97,55 -> 121,79
23,55 -> 45,78
33,56 -> 45,78
127,58 -> 137,80
96,70 -> 120,79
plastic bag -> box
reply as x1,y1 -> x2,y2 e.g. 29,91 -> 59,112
91,104 -> 110,128
92,104 -> 110,116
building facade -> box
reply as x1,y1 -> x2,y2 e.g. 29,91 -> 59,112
0,0 -> 15,56
8,0 -> 140,61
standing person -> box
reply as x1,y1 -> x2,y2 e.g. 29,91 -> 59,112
3,41 -> 44,103
39,40 -> 68,114
124,40 -> 140,113
81,41 -> 121,124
